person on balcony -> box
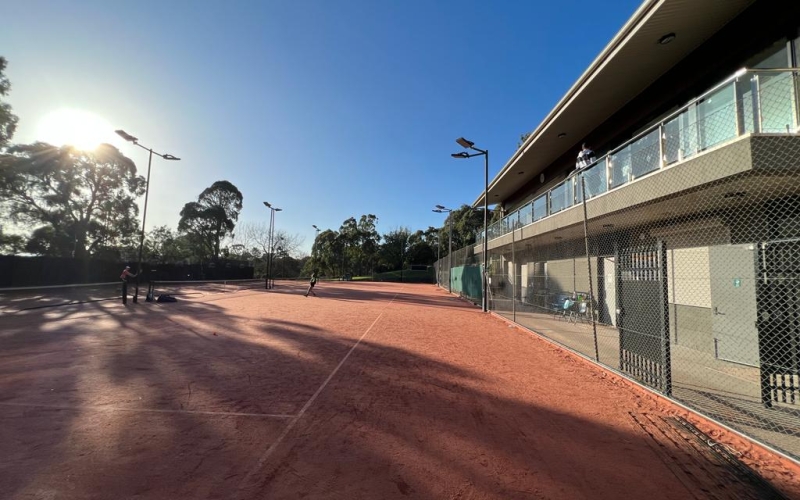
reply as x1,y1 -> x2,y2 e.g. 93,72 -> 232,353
576,143 -> 596,170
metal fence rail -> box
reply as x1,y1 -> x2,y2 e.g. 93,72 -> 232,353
435,69 -> 800,463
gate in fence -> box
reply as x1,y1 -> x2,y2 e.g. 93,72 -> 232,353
756,238 -> 800,407
616,241 -> 672,395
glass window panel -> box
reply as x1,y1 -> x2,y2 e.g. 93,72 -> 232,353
736,75 -> 756,134
679,106 -> 699,159
630,129 -> 660,178
663,116 -> 680,164
518,203 -> 533,226
751,40 -> 789,69
581,159 -> 607,199
697,83 -> 736,150
609,145 -> 631,189
757,71 -> 797,133
549,181 -> 572,214
533,195 -> 547,221
665,107 -> 700,164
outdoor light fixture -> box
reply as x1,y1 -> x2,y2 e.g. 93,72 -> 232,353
456,137 -> 474,149
263,201 -> 282,289
451,136 -> 489,313
658,33 -> 676,45
115,129 -> 139,143
114,128 -> 180,303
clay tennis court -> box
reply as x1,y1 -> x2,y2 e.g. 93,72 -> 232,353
1,281 -> 799,499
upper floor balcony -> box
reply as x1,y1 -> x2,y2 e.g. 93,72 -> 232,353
478,68 -> 800,246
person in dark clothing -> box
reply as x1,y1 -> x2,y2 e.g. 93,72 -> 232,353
304,272 -> 318,297
120,265 -> 137,304
576,143 -> 595,170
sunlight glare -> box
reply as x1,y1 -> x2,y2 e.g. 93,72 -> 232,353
36,108 -> 114,151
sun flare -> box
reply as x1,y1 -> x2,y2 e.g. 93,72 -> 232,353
36,108 -> 114,151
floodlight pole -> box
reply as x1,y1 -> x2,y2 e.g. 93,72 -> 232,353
134,148 -> 153,303
263,202 -> 281,289
115,129 -> 180,304
451,138 -> 489,312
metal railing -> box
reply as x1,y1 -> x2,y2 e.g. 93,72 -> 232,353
478,68 -> 800,245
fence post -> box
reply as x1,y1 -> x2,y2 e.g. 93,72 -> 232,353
512,223 -> 516,322
581,176 -> 600,362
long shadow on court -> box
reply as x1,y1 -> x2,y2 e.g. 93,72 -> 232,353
267,281 -> 474,311
1,287 -> 791,499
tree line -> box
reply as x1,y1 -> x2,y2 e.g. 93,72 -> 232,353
0,55 -> 488,278
302,205 -> 487,278
0,56 -> 251,265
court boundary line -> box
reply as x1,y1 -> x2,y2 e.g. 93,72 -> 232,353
0,401 -> 295,419
239,291 -> 400,490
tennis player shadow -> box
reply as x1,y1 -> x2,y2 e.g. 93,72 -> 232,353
234,319 -> 773,499
288,283 -> 475,310
2,294 -> 786,499
0,297 -> 241,498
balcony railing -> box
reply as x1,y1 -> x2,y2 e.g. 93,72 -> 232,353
478,68 -> 800,245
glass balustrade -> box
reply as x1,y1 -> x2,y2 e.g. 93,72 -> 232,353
476,70 -> 799,245
533,195 -> 548,221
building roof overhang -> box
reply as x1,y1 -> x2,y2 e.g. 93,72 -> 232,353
474,0 -> 756,207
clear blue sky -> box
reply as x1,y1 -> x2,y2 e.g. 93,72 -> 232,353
2,0 -> 641,254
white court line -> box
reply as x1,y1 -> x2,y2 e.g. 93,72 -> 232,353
239,291 -> 400,490
0,401 -> 294,419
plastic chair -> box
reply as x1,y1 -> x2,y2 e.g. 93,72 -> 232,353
570,301 -> 588,323
558,299 -> 574,321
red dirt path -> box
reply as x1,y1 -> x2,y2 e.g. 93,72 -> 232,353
1,281 -> 798,499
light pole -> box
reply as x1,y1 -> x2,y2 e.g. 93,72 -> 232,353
263,202 -> 282,289
433,206 -> 453,293
452,137 -> 489,313
115,129 -> 180,303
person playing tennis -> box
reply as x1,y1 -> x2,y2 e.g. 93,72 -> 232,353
120,265 -> 137,304
304,272 -> 318,297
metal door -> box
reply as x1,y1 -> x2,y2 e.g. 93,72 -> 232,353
709,245 -> 759,366
756,239 -> 800,407
616,242 -> 672,394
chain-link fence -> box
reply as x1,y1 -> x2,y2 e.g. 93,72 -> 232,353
434,243 -> 483,306
435,69 -> 800,462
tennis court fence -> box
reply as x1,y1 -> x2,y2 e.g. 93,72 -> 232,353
434,76 -> 800,463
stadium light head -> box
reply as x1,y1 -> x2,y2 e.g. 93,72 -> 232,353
451,152 -> 470,159
115,129 -> 139,143
456,137 -> 474,149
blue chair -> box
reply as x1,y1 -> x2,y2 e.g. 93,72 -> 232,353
557,298 -> 574,321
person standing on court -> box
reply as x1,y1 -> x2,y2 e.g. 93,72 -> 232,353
120,265 -> 137,304
304,272 -> 318,297
576,143 -> 595,170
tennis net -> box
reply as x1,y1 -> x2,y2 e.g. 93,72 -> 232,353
149,279 -> 265,298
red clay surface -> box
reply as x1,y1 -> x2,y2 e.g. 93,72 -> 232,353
1,281 -> 798,499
